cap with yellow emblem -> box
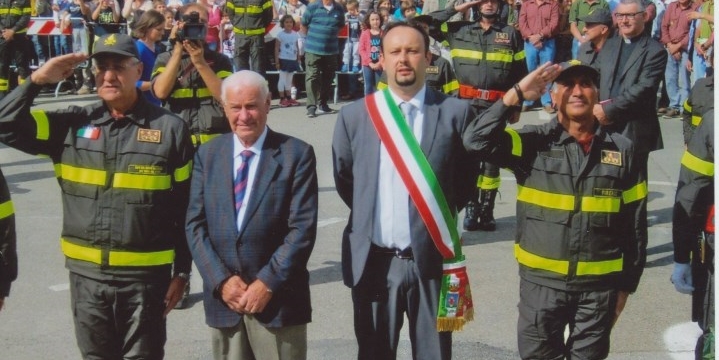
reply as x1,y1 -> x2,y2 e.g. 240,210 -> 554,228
90,33 -> 140,59
555,59 -> 600,87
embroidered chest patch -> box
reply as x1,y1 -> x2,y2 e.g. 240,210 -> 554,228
600,150 -> 622,166
137,129 -> 162,143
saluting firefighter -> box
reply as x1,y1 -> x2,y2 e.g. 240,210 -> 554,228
671,109 -> 714,359
427,0 -> 527,232
0,34 -> 194,358
464,61 -> 649,359
0,0 -> 31,99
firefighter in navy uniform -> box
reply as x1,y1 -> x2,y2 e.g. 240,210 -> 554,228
376,16 -> 457,94
0,34 -> 194,358
428,0 -> 527,231
464,61 -> 648,359
0,166 -> 17,313
681,75 -> 713,144
671,109 -> 714,358
225,0 -> 273,73
153,3 -> 234,149
0,0 -> 31,99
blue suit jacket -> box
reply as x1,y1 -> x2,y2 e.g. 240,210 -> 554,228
186,128 -> 318,328
332,89 -> 478,287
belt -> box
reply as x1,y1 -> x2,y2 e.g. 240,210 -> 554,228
370,244 -> 413,260
458,85 -> 506,101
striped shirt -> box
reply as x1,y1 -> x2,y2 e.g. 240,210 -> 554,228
301,0 -> 345,55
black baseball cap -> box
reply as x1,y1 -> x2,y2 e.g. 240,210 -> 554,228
580,8 -> 613,25
555,60 -> 600,86
90,33 -> 139,59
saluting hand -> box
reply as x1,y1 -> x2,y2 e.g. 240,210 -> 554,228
30,53 -> 88,86
455,0 -> 482,13
516,62 -> 560,102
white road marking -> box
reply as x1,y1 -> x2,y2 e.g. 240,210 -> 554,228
49,283 -> 69,292
664,322 -> 703,360
318,217 -> 346,228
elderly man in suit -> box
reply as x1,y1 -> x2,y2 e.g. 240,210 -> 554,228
186,70 -> 318,360
332,21 -> 477,360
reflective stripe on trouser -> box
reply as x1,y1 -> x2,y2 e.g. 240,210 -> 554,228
476,162 -> 500,190
70,272 -> 168,359
517,278 -> 616,360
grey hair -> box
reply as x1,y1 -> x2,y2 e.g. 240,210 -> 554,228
618,0 -> 645,12
221,70 -> 270,104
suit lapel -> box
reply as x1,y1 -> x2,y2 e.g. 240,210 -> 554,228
218,135 -> 240,239
420,90 -> 439,156
238,129 -> 281,238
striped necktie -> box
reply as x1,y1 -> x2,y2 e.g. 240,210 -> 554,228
234,150 -> 254,215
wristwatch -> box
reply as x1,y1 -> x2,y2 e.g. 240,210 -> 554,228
176,272 -> 190,281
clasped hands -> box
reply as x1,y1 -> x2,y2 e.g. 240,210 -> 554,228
221,275 -> 273,315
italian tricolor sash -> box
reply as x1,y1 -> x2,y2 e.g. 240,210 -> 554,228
365,89 -> 474,331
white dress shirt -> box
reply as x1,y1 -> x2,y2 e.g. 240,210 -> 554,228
372,85 -> 427,250
234,127 -> 268,232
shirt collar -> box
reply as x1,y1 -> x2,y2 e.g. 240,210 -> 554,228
234,126 -> 268,159
387,85 -> 427,112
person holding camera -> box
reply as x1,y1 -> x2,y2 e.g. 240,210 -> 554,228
152,4 -> 234,309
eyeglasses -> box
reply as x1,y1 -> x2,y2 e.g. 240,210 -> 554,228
614,11 -> 644,20
92,60 -> 140,75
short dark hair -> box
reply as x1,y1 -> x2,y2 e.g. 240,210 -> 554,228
381,21 -> 429,54
280,14 -> 295,27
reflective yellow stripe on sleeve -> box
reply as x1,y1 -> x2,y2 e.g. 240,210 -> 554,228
170,87 -> 213,99
622,181 -> 648,204
109,249 -> 175,266
681,150 -> 715,176
504,127 -> 522,156
262,0 -> 272,9
217,70 -> 233,79
113,173 -> 172,190
515,243 -> 569,275
517,185 -> 575,211
683,100 -> 692,114
59,164 -> 107,186
575,256 -> 623,275
61,238 -> 175,266
191,133 -> 221,146
31,109 -> 50,140
233,27 -> 265,35
151,66 -> 166,78
0,200 -> 14,219
477,175 -> 501,190
174,160 -> 192,182
692,115 -> 702,126
514,50 -> 526,61
483,52 -> 513,63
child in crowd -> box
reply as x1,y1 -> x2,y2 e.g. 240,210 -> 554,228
341,0 -> 362,73
358,10 -> 382,95
397,0 -> 418,21
274,15 -> 302,107
161,9 -> 174,45
379,7 -> 391,28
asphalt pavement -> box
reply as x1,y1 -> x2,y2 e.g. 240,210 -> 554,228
0,90 -> 703,359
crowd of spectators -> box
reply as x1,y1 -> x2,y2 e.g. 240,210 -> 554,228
7,0 -> 711,119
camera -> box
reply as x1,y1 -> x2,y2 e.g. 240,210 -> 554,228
177,11 -> 207,42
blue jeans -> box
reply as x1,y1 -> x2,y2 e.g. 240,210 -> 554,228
691,50 -> 711,86
571,38 -> 580,59
665,50 -> 690,110
362,66 -> 382,95
524,38 -> 556,107
54,35 -> 71,56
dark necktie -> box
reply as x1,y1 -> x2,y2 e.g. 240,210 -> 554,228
234,150 -> 254,215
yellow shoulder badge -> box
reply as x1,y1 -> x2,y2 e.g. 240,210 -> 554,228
600,150 -> 622,166
137,129 -> 162,143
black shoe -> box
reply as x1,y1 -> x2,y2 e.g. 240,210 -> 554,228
317,103 -> 337,114
174,282 -> 190,309
307,106 -> 317,118
463,200 -> 480,231
477,189 -> 498,231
